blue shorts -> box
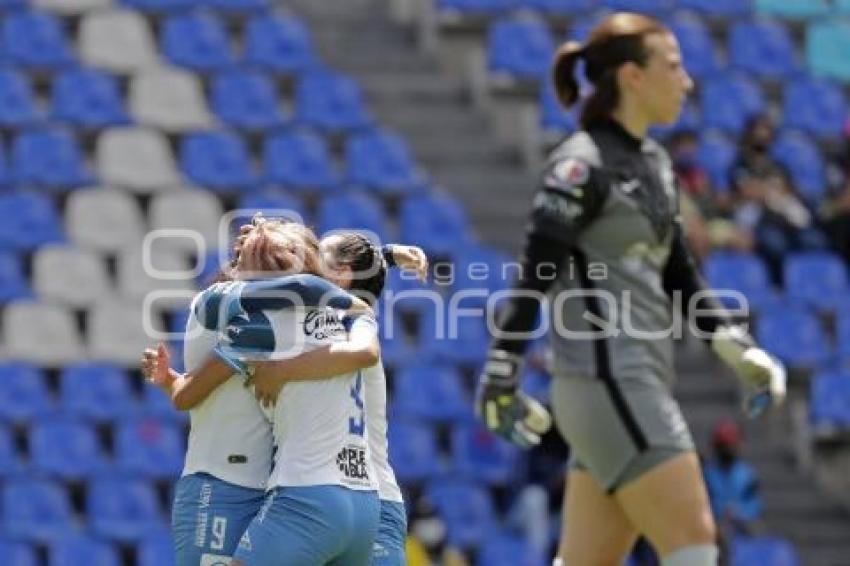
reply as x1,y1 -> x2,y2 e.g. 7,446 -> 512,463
172,473 -> 267,566
233,485 -> 380,566
371,500 -> 407,566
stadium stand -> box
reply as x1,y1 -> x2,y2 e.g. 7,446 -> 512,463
0,0 -> 848,563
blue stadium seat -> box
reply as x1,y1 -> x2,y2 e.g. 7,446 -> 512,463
770,131 -> 826,201
784,252 -> 847,311
138,531 -> 177,566
487,17 -> 554,79
568,10 -> 613,42
838,309 -> 850,364
421,312 -> 490,365
244,14 -> 316,74
51,69 -> 129,128
162,12 -> 234,71
0,424 -> 23,477
540,81 -> 577,134
731,536 -> 799,566
49,536 -> 121,566
387,420 -> 442,483
3,479 -> 74,542
201,0 -> 269,13
295,71 -> 372,132
603,0 -> 672,15
180,131 -> 256,191
0,540 -> 37,566
438,0 -> 515,14
696,132 -> 737,192
116,417 -> 185,479
452,423 -> 520,486
262,130 -> 339,191
0,252 -> 31,303
399,193 -> 470,258
237,189 -> 308,222
677,0 -> 751,16
806,22 -> 850,83
0,69 -> 40,128
120,0 -> 193,12
782,78 -> 847,139
701,73 -> 765,134
393,363 -> 471,422
346,130 -> 420,194
88,478 -> 163,543
31,418 -> 107,480
0,193 -> 64,251
755,0 -> 830,19
316,192 -> 389,242
141,381 -> 188,423
3,11 -> 74,69
519,0 -> 594,15
728,19 -> 797,79
426,480 -> 496,547
0,363 -> 53,423
211,70 -> 286,130
703,252 -> 776,311
668,11 -> 718,78
477,531 -> 547,566
11,130 -> 94,190
60,364 -> 136,423
756,306 -> 831,369
451,243 -> 514,297
810,371 -> 850,430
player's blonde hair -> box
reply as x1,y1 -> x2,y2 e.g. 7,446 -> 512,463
233,214 -> 323,279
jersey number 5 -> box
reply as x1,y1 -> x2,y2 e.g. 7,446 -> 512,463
349,371 -> 365,437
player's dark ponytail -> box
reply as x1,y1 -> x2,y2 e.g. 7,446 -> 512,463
330,233 -> 386,306
552,12 -> 667,130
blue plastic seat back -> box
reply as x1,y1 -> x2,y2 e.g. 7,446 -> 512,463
346,130 -> 418,192
88,478 -> 163,542
0,540 -> 37,566
393,363 -> 470,422
668,11 -> 717,78
487,18 -> 554,78
426,480 -> 495,547
696,132 -> 737,192
477,531 -> 547,566
120,0 -> 194,12
162,12 -> 233,71
731,536 -> 799,566
31,417 -> 105,479
3,479 -> 73,537
0,69 -> 40,127
0,362 -> 53,423
200,0 -> 269,13
244,15 -> 315,74
0,192 -> 64,251
387,419 -> 441,482
782,78 -> 847,139
603,0 -> 672,15
540,81 -> 577,132
3,11 -> 74,68
60,364 -> 136,422
703,252 -> 773,309
438,0 -> 515,13
116,417 -> 185,478
180,131 -> 255,190
399,193 -> 470,257
0,251 -> 31,302
52,69 -> 128,127
810,371 -> 850,426
756,305 -> 831,367
728,20 -> 796,78
211,70 -> 285,129
237,190 -> 308,224
137,531 -> 177,566
701,73 -> 765,134
316,192 -> 389,241
784,252 -> 847,309
296,71 -> 371,132
678,0 -> 752,16
770,131 -> 826,201
262,130 -> 338,190
452,422 -> 520,485
520,0 -> 595,14
12,129 -> 93,189
49,536 -> 121,566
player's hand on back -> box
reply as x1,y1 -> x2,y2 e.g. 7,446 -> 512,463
250,361 -> 284,409
475,350 -> 552,448
141,342 -> 175,389
389,245 -> 429,282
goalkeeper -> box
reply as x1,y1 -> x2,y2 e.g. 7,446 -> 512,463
474,12 -> 786,566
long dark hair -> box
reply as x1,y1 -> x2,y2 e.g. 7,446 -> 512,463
325,233 -> 386,306
552,12 -> 667,130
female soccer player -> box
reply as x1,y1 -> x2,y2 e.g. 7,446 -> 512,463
474,13 -> 786,566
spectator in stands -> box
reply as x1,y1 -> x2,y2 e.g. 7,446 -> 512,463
820,126 -> 850,264
668,130 -> 753,262
730,115 -> 826,282
703,419 -> 763,538
405,496 -> 469,566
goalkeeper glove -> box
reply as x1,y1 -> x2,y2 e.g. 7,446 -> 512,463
475,350 -> 552,448
711,325 -> 787,418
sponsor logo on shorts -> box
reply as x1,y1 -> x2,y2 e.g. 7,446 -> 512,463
195,482 -> 213,547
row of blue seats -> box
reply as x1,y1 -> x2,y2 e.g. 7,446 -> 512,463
0,189 -> 471,256
541,65 -> 847,140
0,534 -> 174,566
439,0 -> 847,19
0,10 -> 314,73
810,370 -> 850,430
0,417 -> 185,480
0,66 -> 372,131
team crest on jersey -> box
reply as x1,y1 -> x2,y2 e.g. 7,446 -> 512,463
200,554 -> 232,566
554,158 -> 589,187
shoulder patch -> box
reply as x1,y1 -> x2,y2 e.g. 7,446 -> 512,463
554,158 -> 589,187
